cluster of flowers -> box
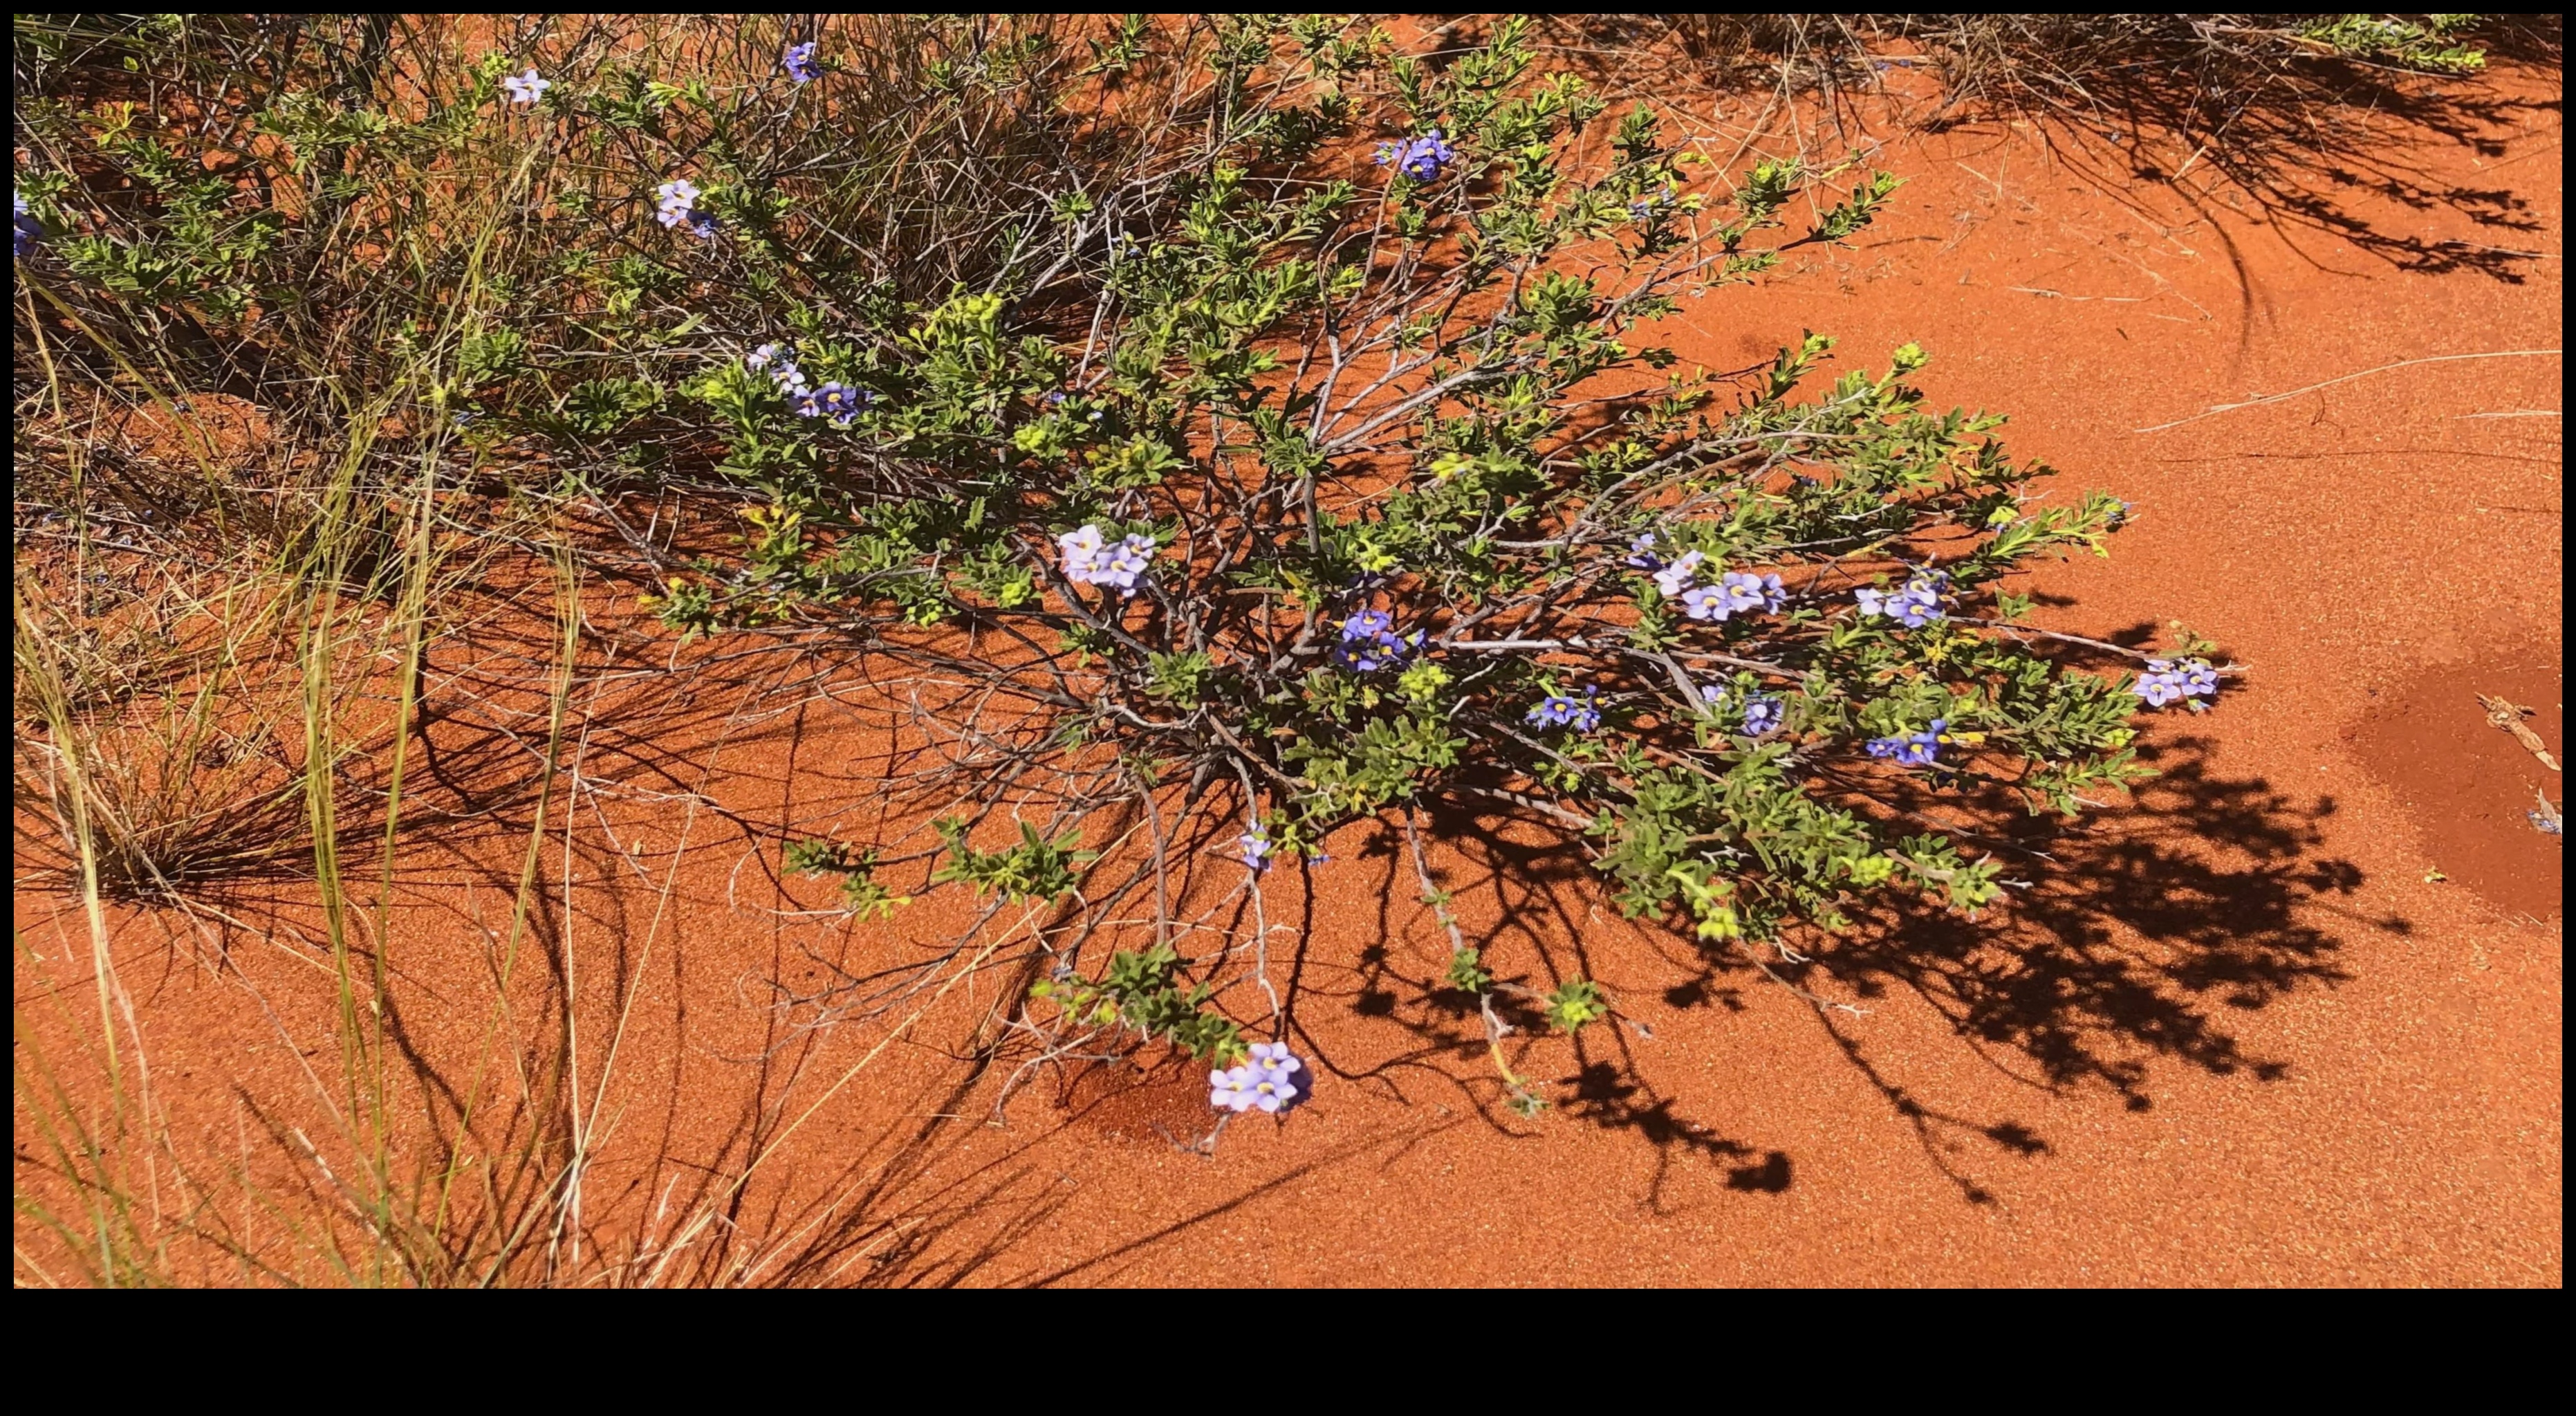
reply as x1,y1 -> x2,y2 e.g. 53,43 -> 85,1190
746,341 -> 805,392
1866,717 -> 1952,766
1372,130 -> 1457,182
1528,685 -> 1602,733
1855,569 -> 1950,628
1702,684 -> 1784,737
1057,524 -> 1156,597
1333,609 -> 1420,672
1210,1043 -> 1304,1114
748,342 -> 875,425
782,42 -> 819,84
798,382 -> 871,423
13,192 -> 37,259
2131,659 -> 2219,708
655,178 -> 716,239
500,67 -> 550,105
1629,535 -> 1788,622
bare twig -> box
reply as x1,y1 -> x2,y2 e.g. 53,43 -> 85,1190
2133,350 -> 2565,434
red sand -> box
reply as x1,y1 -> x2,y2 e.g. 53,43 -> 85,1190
15,68 -> 2562,1287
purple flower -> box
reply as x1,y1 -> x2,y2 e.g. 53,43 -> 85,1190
1698,683 -> 1726,704
1864,717 -> 1947,766
655,178 -> 716,238
1855,569 -> 1948,628
1057,523 -> 1156,597
1678,567 -> 1785,623
1526,686 -> 1602,733
2133,658 -> 2220,709
1332,609 -> 1417,672
1375,132 -> 1458,181
1623,532 -> 1662,570
1718,571 -> 1786,617
1650,549 -> 1704,599
1106,533 -> 1152,585
1333,638 -> 1402,672
782,42 -> 819,84
1247,1041 -> 1302,1083
1210,1066 -> 1256,1111
12,192 -> 36,259
749,342 -> 812,395
1057,524 -> 1105,573
500,68 -> 550,106
1239,827 -> 1275,872
1397,130 -> 1456,181
1740,695 -> 1783,737
795,380 -> 869,426
1211,1048 -> 1302,1113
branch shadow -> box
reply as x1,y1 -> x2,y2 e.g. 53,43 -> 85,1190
1353,717 -> 2387,1208
1541,15 -> 2561,289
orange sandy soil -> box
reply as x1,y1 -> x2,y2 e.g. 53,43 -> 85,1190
16,68 -> 2563,1287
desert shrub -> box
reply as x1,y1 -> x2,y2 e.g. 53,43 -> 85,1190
14,15 -> 2231,1076
587,18 -> 2218,1107
13,14 -> 2248,1276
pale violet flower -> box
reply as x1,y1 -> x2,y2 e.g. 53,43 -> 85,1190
1855,569 -> 1948,628
1210,1051 -> 1301,1113
1718,571 -> 1786,617
1683,570 -> 1782,623
782,42 -> 819,84
654,178 -> 716,237
2133,659 -> 2220,709
748,342 -> 810,397
1057,523 -> 1156,597
501,68 -> 550,106
1650,549 -> 1705,599
1246,1042 -> 1303,1084
1210,1066 -> 1257,1111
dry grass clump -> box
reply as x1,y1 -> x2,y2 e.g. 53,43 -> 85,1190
13,558 -> 371,900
